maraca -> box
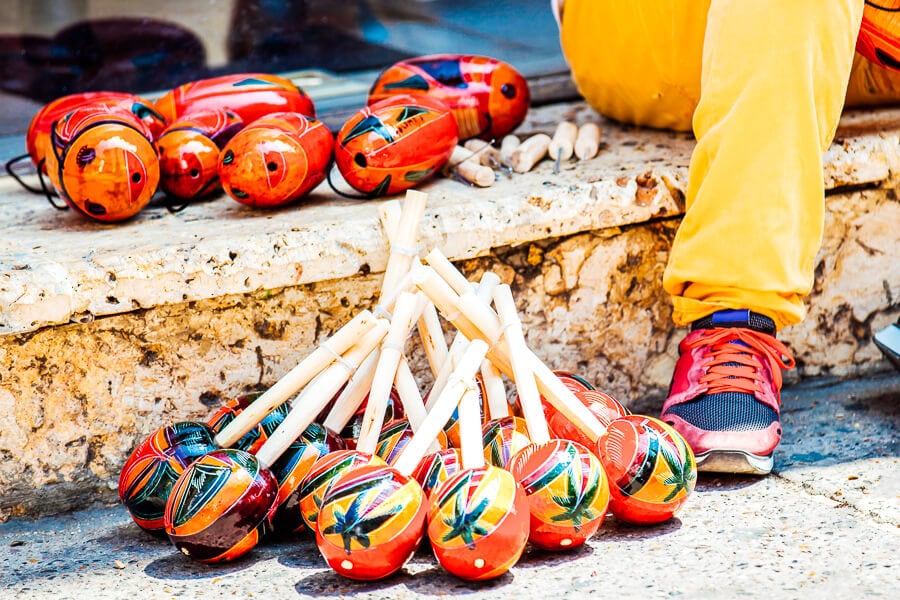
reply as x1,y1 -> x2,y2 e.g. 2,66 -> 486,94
315,339 -> 489,580
154,73 -> 315,124
496,284 -> 609,550
218,112 -> 334,208
42,104 -> 159,222
596,415 -> 696,525
156,107 -> 244,201
368,54 -> 530,140
334,94 -> 458,197
426,347 -> 530,581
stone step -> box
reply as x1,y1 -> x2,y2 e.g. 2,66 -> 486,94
0,102 -> 897,520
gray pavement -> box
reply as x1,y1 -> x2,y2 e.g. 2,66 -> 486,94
2,373 -> 897,599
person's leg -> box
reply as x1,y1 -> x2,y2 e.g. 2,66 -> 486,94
660,0 -> 865,474
559,0 -> 709,132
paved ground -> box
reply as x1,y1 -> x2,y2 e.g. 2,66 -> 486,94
2,373 -> 897,599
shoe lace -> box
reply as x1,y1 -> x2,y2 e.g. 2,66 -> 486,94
685,328 -> 796,398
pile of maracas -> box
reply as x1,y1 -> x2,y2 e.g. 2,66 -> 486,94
8,54 -> 530,222
118,190 -> 697,581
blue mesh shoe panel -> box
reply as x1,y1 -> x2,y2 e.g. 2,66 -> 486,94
664,392 -> 779,432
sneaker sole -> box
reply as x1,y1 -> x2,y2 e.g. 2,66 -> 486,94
695,450 -> 773,475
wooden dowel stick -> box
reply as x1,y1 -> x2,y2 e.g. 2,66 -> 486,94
493,284 -> 549,443
445,146 -> 495,187
500,135 -> 521,165
463,139 -> 503,169
214,310 -> 377,448
393,340 -> 488,476
356,292 -> 423,454
394,358 -> 441,454
574,123 -> 601,160
510,133 -> 550,174
254,319 -> 390,468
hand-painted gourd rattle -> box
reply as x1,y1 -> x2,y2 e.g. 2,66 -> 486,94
426,345 -> 530,581
156,107 -> 244,201
334,94 -> 458,197
368,54 -> 530,140
218,112 -> 334,208
495,284 -> 610,551
41,104 -> 160,222
154,73 -> 315,125
596,414 -> 696,525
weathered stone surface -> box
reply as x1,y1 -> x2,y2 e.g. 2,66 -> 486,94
2,105 -> 897,336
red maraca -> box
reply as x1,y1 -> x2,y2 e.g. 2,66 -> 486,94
315,339 -> 489,580
119,310 -> 377,535
218,112 -> 334,208
495,284 -> 609,551
426,349 -> 530,580
596,414 -> 696,525
154,73 -> 315,124
156,107 -> 243,201
164,319 -> 390,562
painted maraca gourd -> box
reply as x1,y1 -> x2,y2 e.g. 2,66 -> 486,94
368,54 -> 530,140
43,104 -> 160,222
596,415 -> 696,525
154,73 -> 315,124
218,112 -> 334,208
334,94 -> 458,197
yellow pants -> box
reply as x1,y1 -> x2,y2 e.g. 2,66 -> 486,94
560,0 -> 900,329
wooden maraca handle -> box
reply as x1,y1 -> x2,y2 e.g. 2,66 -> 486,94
549,121 -> 577,162
394,358 -> 441,454
393,340 -> 488,476
500,135 -> 520,166
356,291 -> 424,454
481,359 -> 508,420
575,123 -> 601,160
255,319 -> 390,468
457,374 -> 486,471
510,134 -> 550,173
214,309 -> 378,448
321,350 -> 379,433
381,190 -> 427,298
446,146 -> 495,187
493,284 -> 550,444
380,202 -> 448,376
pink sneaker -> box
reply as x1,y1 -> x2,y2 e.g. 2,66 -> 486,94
661,310 -> 795,475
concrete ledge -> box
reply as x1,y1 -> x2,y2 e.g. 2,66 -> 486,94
2,104 -> 897,336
